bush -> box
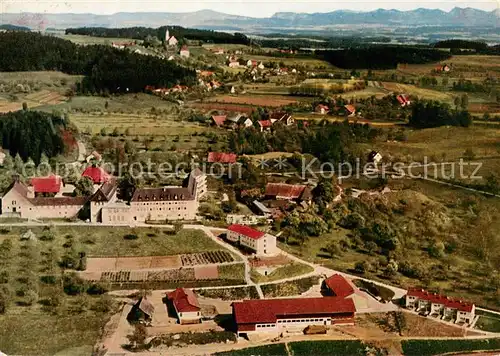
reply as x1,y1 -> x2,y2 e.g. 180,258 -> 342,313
0,270 -> 9,283
124,234 -> 139,240
91,295 -> 114,312
87,282 -> 109,295
40,275 -> 58,284
63,273 -> 87,295
24,289 -> 39,306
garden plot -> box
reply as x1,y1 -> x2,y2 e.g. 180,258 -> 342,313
181,251 -> 234,266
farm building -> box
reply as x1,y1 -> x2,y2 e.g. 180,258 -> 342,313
322,274 -> 355,298
127,296 -> 155,324
344,105 -> 356,117
180,45 -> 190,58
258,120 -> 273,132
232,297 -> 356,336
82,166 -> 110,184
211,115 -> 227,127
207,152 -> 237,164
226,224 -> 277,256
30,175 -> 63,196
315,104 -> 329,114
264,183 -> 312,204
269,112 -> 294,126
405,288 -> 475,324
167,288 -> 202,324
396,94 -> 411,107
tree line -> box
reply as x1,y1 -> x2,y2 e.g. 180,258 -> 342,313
409,100 -> 472,128
0,32 -> 196,94
0,110 -> 68,163
317,46 -> 451,69
65,26 -> 250,45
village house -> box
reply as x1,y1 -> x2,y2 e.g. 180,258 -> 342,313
228,60 -> 240,68
247,59 -> 257,67
207,152 -> 237,164
167,288 -> 202,324
257,120 -> 273,132
436,64 -> 451,72
211,115 -> 227,127
396,94 -> 411,107
82,166 -> 110,185
258,62 -> 265,70
232,297 -> 356,337
368,151 -> 383,165
30,175 -> 63,197
344,104 -> 356,117
315,104 -> 329,115
264,183 -> 312,204
269,112 -> 294,126
180,45 -> 190,58
405,288 -> 475,324
226,224 -> 277,256
165,28 -> 178,46
226,114 -> 252,129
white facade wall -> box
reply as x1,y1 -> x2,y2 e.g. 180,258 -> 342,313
178,310 -> 202,324
130,199 -> 198,222
246,316 -> 351,334
226,231 -> 277,256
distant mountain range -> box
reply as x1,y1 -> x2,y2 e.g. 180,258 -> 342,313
1,8 -> 498,31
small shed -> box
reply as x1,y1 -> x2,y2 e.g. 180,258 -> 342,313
127,297 -> 155,324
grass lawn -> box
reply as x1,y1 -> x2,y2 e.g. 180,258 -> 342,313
261,276 -> 320,298
475,310 -> 500,333
0,311 -> 111,356
251,262 -> 314,283
215,343 -> 288,356
218,263 -> 246,281
289,340 -> 367,356
401,338 -> 500,356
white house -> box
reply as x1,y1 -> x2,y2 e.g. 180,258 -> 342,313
226,224 -> 277,256
167,288 -> 202,324
180,46 -> 190,58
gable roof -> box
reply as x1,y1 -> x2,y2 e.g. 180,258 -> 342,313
227,224 -> 266,240
167,288 -> 200,312
344,104 -> 356,114
180,45 -> 189,51
233,297 -> 356,324
90,179 -> 118,202
270,112 -> 292,122
265,183 -> 307,200
207,152 -> 237,164
135,296 -> 155,317
258,120 -> 272,128
316,104 -> 329,111
324,274 -> 355,298
131,187 -> 193,202
31,175 -> 62,194
82,166 -> 110,184
407,288 -> 474,312
211,115 -> 227,126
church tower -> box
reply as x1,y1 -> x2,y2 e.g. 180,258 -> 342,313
165,28 -> 170,42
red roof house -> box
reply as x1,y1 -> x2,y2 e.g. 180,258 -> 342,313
232,297 -> 356,334
323,274 -> 355,298
31,175 -> 62,194
344,105 -> 356,116
258,120 -> 273,132
396,94 -> 411,107
207,152 -> 237,164
82,166 -> 110,184
315,104 -> 329,114
211,115 -> 227,127
265,183 -> 311,201
227,224 -> 265,240
406,288 -> 474,313
167,288 -> 202,324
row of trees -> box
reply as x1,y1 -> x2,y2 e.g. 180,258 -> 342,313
66,26 -> 250,45
409,100 -> 472,128
0,32 -> 196,94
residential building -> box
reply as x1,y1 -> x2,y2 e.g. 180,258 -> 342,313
368,151 -> 383,164
90,179 -> 119,222
167,288 -> 202,324
180,45 -> 190,58
322,274 -> 355,298
405,288 -> 475,324
228,61 -> 240,68
211,115 -> 227,127
232,297 -> 356,336
247,59 -> 257,67
207,152 -> 237,164
396,94 -> 411,107
315,104 -> 329,115
264,183 -> 312,204
226,224 -> 277,256
344,105 -> 356,117
269,112 -> 294,126
258,120 -> 272,132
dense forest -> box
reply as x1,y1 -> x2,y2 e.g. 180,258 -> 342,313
433,39 -> 489,51
66,26 -> 250,44
409,101 -> 472,129
318,46 -> 451,69
0,32 -> 196,93
228,121 -> 379,164
0,110 -> 69,163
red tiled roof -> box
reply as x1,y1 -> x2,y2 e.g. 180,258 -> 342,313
211,115 -> 227,127
207,152 -> 237,164
82,166 -> 110,184
344,104 -> 356,113
227,224 -> 265,240
233,297 -> 356,324
265,183 -> 306,200
181,45 -> 189,51
324,274 -> 355,298
167,288 -> 200,313
407,288 -> 474,312
258,120 -> 272,128
31,175 -> 62,193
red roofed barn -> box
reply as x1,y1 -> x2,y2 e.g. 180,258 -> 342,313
211,115 -> 227,127
207,152 -> 237,164
232,297 -> 356,336
82,166 -> 110,184
323,274 -> 355,298
31,175 -> 63,196
258,120 -> 273,132
167,288 -> 201,324
227,224 -> 277,256
265,183 -> 312,203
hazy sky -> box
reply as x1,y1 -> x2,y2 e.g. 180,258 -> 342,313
1,0 -> 498,17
